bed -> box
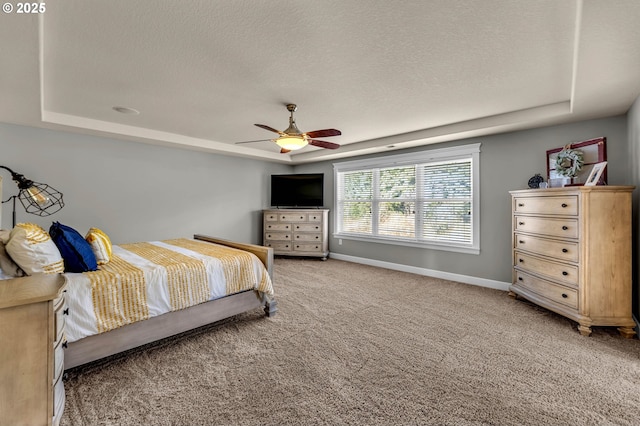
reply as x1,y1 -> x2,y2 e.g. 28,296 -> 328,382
0,223 -> 277,370
62,234 -> 277,369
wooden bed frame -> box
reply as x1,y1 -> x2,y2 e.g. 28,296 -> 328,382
64,234 -> 277,370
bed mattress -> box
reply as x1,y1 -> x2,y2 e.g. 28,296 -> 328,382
63,238 -> 273,342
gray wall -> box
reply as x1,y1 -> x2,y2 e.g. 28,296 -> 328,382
1,115 -> 633,291
628,94 -> 640,319
294,115 -> 629,284
0,123 -> 291,244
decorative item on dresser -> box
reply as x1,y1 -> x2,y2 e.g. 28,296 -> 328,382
263,208 -> 329,260
509,186 -> 636,338
0,274 -> 67,425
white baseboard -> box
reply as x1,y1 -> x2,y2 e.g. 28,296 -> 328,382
329,253 -> 511,292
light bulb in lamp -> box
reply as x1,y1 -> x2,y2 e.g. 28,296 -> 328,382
26,186 -> 51,207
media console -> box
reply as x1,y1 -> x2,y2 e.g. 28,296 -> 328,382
263,208 -> 329,260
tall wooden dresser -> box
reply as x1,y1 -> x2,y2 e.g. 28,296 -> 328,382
0,274 -> 67,425
263,208 -> 329,260
509,186 -> 636,337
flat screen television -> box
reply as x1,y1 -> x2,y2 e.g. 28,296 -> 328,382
270,173 -> 324,207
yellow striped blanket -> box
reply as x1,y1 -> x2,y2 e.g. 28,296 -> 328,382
64,239 -> 273,342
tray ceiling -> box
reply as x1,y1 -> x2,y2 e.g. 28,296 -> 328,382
1,1 -> 640,164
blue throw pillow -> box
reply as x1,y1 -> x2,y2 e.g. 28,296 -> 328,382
49,222 -> 98,273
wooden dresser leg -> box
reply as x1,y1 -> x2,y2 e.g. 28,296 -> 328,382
617,327 -> 636,339
507,291 -> 517,298
577,324 -> 592,337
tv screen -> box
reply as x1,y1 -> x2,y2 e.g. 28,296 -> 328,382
270,174 -> 324,207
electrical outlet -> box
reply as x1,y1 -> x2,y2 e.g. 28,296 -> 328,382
338,239 -> 343,245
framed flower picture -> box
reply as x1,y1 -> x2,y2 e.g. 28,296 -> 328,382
546,137 -> 607,186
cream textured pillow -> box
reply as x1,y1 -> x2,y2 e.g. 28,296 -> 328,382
85,227 -> 112,265
5,223 -> 64,275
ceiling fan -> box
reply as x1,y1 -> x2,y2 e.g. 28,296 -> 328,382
236,104 -> 341,153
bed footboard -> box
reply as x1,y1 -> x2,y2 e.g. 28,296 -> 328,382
194,234 -> 274,281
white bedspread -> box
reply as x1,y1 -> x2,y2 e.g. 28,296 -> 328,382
64,238 -> 273,343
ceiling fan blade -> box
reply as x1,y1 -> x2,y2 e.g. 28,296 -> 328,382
255,124 -> 283,134
308,139 -> 340,150
280,148 -> 291,154
305,129 -> 342,138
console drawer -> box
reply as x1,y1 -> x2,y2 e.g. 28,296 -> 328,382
294,243 -> 324,252
265,223 -> 291,231
279,213 -> 308,222
265,232 -> 291,241
293,223 -> 322,232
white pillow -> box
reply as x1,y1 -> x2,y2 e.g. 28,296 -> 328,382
5,223 -> 64,275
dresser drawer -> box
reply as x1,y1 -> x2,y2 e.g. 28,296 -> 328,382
294,243 -> 324,252
307,213 -> 323,222
294,223 -> 322,232
514,251 -> 578,286
294,233 -> 322,242
279,213 -> 308,222
264,213 -> 279,222
514,233 -> 578,263
514,195 -> 578,216
514,216 -> 578,239
514,271 -> 578,310
265,223 -> 291,231
265,242 -> 292,251
265,232 -> 291,241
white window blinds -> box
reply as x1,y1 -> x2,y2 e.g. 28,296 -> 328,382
334,144 -> 480,254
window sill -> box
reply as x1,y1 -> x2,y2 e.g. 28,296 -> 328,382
333,233 -> 480,255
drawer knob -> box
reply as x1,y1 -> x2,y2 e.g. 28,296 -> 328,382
315,236 -> 319,239
518,203 -> 524,207
518,276 -> 523,281
562,271 -> 568,276
316,226 -> 319,229
561,203 -> 568,208
518,222 -> 525,226
62,341 -> 68,349
561,293 -> 568,299
562,226 -> 568,230
519,259 -> 524,263
300,216 -> 304,219
562,248 -> 568,253
63,308 -> 69,315
296,226 -> 299,229
519,240 -> 525,244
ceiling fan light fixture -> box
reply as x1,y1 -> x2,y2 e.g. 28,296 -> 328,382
275,135 -> 307,151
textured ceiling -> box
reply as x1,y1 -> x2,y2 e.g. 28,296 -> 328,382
2,1 -> 640,164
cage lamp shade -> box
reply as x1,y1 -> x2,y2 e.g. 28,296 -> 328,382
1,165 -> 64,226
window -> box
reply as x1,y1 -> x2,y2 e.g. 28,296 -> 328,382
334,143 -> 480,254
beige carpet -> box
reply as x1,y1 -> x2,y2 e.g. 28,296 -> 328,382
62,258 -> 640,425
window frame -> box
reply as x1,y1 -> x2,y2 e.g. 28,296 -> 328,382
333,143 -> 481,254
